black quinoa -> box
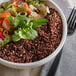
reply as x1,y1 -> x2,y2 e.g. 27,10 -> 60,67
0,8 -> 63,63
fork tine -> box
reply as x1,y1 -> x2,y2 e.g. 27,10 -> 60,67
69,9 -> 76,29
72,9 -> 76,29
67,7 -> 75,25
67,7 -> 76,35
72,18 -> 76,29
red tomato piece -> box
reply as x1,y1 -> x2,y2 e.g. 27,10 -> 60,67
0,30 -> 5,39
0,19 -> 4,27
26,8 -> 32,15
24,3 -> 28,8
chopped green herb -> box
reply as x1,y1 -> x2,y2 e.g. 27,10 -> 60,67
8,15 -> 48,41
8,16 -> 14,26
12,28 -> 38,42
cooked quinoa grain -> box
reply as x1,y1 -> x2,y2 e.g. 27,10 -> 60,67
0,8 -> 63,63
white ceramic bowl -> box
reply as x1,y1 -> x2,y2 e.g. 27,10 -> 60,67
0,0 -> 67,69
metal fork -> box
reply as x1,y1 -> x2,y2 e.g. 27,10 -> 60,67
67,7 -> 76,35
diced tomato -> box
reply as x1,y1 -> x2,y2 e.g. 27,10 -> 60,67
26,8 -> 32,15
0,19 -> 4,27
24,3 -> 28,8
24,3 -> 32,15
2,18 -> 15,31
0,12 -> 11,19
0,30 -> 5,39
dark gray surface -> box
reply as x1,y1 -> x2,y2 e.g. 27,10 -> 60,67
55,33 -> 76,76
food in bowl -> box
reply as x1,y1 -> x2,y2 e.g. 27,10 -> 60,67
0,0 -> 62,63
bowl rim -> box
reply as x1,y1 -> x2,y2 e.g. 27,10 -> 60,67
0,0 -> 67,67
